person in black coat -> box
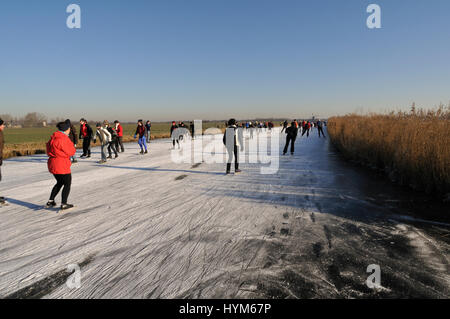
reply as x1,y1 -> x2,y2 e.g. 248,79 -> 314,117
283,122 -> 298,155
0,119 -> 5,204
170,122 -> 179,149
65,119 -> 78,163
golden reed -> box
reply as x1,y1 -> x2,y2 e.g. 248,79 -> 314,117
328,106 -> 450,198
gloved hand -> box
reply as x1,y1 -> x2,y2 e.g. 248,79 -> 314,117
134,135 -> 137,139
93,139 -> 97,144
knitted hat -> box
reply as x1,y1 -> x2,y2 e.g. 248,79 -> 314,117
57,122 -> 70,131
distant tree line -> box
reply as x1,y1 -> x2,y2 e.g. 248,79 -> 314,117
0,112 -> 65,128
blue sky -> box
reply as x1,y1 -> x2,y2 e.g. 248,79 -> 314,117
1,0 -> 449,121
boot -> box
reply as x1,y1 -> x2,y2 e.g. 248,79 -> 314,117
46,200 -> 57,208
60,204 -> 74,211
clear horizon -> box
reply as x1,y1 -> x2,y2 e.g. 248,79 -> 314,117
1,0 -> 450,122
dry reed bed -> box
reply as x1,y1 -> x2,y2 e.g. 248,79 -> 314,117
328,107 -> 450,198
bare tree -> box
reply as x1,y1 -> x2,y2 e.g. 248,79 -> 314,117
23,112 -> 48,127
0,114 -> 13,126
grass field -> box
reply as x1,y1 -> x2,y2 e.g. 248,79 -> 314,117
2,121 -> 227,159
328,107 -> 450,197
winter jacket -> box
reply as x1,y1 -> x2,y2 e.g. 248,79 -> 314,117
135,125 -> 146,138
94,127 -> 112,145
79,123 -> 93,140
170,125 -> 178,136
223,125 -> 241,147
115,124 -> 123,137
46,131 -> 76,175
106,126 -> 118,142
285,126 -> 298,139
0,130 -> 4,165
68,124 -> 78,145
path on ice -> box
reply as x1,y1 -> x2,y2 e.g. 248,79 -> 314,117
0,129 -> 449,298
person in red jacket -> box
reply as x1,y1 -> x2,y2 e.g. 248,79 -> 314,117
46,122 -> 76,211
114,120 -> 125,153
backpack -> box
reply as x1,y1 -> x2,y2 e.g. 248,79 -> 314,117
107,127 -> 118,139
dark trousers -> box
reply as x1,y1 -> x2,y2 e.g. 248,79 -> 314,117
82,137 -> 91,156
108,141 -> 118,157
318,127 -> 325,138
115,136 -> 124,152
302,128 -> 309,137
283,136 -> 296,154
226,145 -> 239,172
173,139 -> 179,148
50,174 -> 72,204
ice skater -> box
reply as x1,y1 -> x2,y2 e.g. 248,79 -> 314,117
46,122 -> 76,211
104,120 -> 119,159
0,118 -> 6,205
223,119 -> 242,175
134,120 -> 148,154
317,119 -> 326,138
79,118 -> 93,158
170,122 -> 180,149
283,122 -> 298,156
93,122 -> 111,164
114,120 -> 125,153
281,120 -> 288,133
145,121 -> 152,143
65,119 -> 78,163
302,121 -> 311,137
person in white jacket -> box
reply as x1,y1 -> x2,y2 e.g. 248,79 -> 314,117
93,122 -> 112,164
223,119 -> 242,175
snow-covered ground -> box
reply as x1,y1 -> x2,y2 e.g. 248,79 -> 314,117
0,129 -> 449,298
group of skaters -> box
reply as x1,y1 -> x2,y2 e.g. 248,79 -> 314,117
0,118 -> 154,210
75,118 -> 127,164
282,119 -> 326,155
170,121 -> 195,149
0,116 -> 326,210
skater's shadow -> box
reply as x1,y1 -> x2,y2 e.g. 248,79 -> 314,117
6,155 -> 48,164
5,198 -> 44,211
97,165 -> 224,176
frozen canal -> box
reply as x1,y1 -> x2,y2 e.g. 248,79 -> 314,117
0,128 -> 449,298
